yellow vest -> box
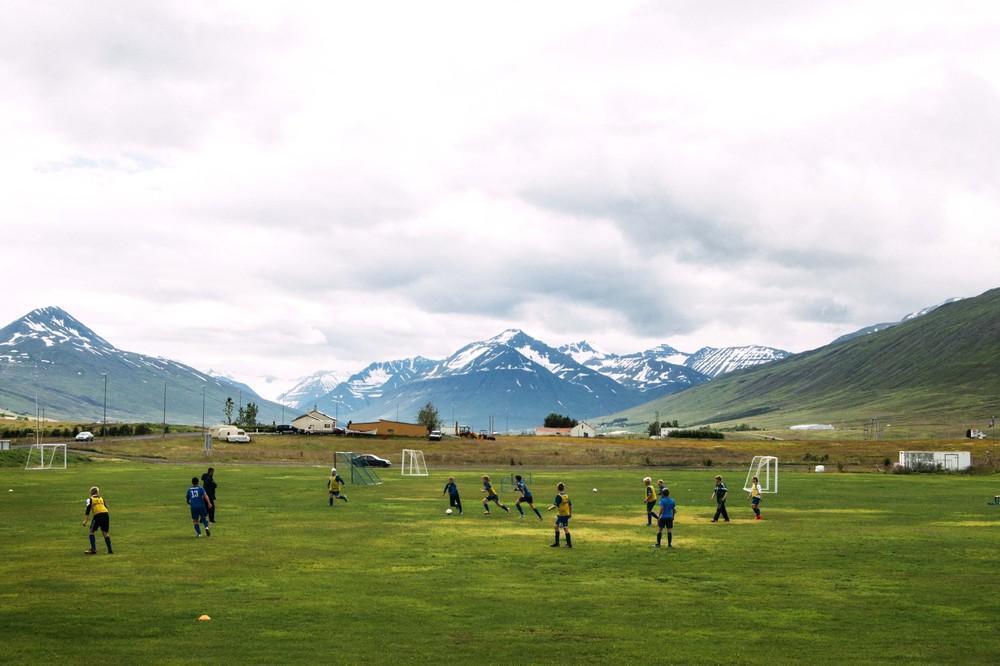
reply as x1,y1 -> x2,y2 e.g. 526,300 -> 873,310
328,475 -> 342,492
557,492 -> 571,516
751,484 -> 761,498
89,496 -> 108,514
645,485 -> 655,502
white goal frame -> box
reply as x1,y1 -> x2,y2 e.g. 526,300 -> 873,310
24,443 -> 67,471
400,449 -> 428,476
743,455 -> 778,494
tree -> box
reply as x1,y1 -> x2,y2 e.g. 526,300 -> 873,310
417,402 -> 441,433
237,406 -> 246,427
243,402 -> 259,428
224,397 -> 234,425
544,413 -> 578,428
647,420 -> 661,437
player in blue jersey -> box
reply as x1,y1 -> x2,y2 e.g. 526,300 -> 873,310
547,482 -> 572,548
654,487 -> 677,548
711,475 -> 730,523
443,476 -> 463,514
481,475 -> 510,514
513,474 -> 543,520
186,477 -> 213,537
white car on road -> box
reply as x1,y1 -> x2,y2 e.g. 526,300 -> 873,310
75,431 -> 95,442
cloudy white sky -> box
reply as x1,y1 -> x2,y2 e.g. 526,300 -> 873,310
2,1 -> 999,399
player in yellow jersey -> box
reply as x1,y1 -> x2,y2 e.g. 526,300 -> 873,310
328,468 -> 349,506
82,486 -> 113,555
547,482 -> 572,548
481,475 -> 510,515
748,475 -> 762,520
643,477 -> 657,526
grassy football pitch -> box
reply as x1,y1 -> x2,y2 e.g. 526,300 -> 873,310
1,462 -> 998,664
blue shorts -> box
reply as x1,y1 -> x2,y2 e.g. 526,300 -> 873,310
751,497 -> 761,506
485,494 -> 500,502
190,505 -> 207,521
658,517 -> 674,529
555,515 -> 570,528
518,495 -> 534,504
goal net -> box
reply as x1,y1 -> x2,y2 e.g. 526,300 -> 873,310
743,455 -> 778,494
401,449 -> 428,476
24,443 -> 67,471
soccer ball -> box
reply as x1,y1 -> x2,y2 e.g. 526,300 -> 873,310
592,488 -> 598,493
445,508 -> 453,515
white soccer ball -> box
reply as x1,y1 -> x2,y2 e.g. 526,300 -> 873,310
592,488 -> 598,493
445,508 -> 453,515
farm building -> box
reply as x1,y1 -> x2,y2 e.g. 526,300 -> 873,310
898,450 -> 971,471
345,419 -> 426,437
292,409 -> 337,433
535,427 -> 572,437
570,422 -> 597,438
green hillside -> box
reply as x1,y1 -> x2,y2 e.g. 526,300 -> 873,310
605,287 -> 1000,434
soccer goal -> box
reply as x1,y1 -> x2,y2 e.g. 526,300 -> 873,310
743,455 -> 778,493
400,449 -> 428,476
24,443 -> 67,471
335,451 -> 383,486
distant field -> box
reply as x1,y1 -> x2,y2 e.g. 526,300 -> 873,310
70,432 -> 1000,471
1,460 -> 998,664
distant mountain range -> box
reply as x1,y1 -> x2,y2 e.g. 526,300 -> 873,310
604,288 -> 999,430
0,307 -> 288,424
278,330 -> 790,429
830,298 -> 964,345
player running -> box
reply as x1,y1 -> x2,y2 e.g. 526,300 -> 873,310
654,487 -> 677,548
748,475 -> 762,520
186,477 -> 213,537
82,486 -> 113,555
327,467 -> 349,506
643,476 -> 657,526
481,475 -> 510,515
443,476 -> 463,515
547,482 -> 573,548
514,474 -> 543,520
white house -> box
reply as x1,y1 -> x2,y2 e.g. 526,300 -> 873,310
898,450 -> 972,471
292,409 -> 337,433
570,422 -> 597,438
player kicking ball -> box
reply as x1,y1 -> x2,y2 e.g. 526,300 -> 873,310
514,474 -> 542,520
654,487 -> 676,548
443,476 -> 463,515
547,482 -> 572,548
186,477 -> 213,537
481,475 -> 510,515
82,486 -> 113,555
328,467 -> 349,506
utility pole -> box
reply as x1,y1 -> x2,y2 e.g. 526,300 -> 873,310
201,385 -> 206,433
162,381 -> 167,439
102,373 -> 108,441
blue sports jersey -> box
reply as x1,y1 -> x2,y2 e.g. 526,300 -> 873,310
444,482 -> 459,496
658,496 -> 676,519
516,480 -> 530,496
187,486 -> 208,507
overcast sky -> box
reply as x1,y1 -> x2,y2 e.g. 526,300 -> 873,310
2,1 -> 999,399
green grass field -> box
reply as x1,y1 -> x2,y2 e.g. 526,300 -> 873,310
1,460 -> 998,664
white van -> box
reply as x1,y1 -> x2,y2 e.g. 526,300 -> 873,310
211,425 -> 250,441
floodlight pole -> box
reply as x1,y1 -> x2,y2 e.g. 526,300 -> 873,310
202,386 -> 206,433
162,381 -> 167,439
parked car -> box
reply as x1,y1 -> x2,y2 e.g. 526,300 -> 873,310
428,430 -> 443,441
355,453 -> 391,468
275,424 -> 297,434
226,431 -> 251,443
75,431 -> 94,442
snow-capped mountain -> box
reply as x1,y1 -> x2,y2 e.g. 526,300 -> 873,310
559,341 -> 788,382
276,370 -> 343,409
0,307 -> 287,423
310,330 -> 691,429
832,297 -> 964,345
684,346 -> 790,378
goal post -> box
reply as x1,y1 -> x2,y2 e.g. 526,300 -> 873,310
24,443 -> 67,471
401,449 -> 428,476
743,455 -> 778,494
